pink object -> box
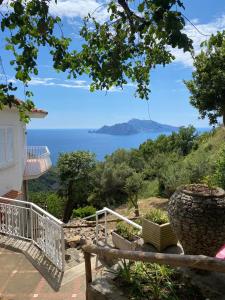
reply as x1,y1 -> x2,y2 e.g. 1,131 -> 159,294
216,245 -> 225,259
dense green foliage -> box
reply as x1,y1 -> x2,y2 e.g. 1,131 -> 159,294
72,206 -> 96,219
214,151 -> 225,189
57,151 -> 96,222
28,167 -> 59,192
30,191 -> 65,219
30,127 -> 225,220
185,31 -> 225,125
0,0 -> 70,121
1,0 -> 193,120
79,0 -> 192,100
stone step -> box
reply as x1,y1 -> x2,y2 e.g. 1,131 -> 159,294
62,255 -> 96,286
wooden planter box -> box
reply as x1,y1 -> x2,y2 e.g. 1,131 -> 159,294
112,231 -> 139,251
142,218 -> 178,251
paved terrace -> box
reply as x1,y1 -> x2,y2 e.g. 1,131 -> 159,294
0,234 -> 97,300
0,247 -> 86,300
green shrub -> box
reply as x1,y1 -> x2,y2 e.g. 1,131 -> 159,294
115,221 -> 140,241
144,209 -> 169,225
139,179 -> 159,198
45,193 -> 65,219
213,148 -> 225,189
30,192 -> 65,219
72,206 -> 96,219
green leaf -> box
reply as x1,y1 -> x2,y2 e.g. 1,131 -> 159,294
138,2 -> 145,12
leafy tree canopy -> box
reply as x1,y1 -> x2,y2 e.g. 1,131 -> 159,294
139,125 -> 197,158
57,151 -> 96,222
0,0 -> 193,121
185,30 -> 225,125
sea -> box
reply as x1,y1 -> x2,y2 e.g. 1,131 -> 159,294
27,128 -> 209,165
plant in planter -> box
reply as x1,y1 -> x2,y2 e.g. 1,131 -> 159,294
168,184 -> 225,256
112,221 -> 140,251
142,208 -> 178,251
114,261 -> 205,300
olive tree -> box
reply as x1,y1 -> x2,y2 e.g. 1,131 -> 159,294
0,0 -> 193,121
125,172 -> 143,217
57,151 -> 96,222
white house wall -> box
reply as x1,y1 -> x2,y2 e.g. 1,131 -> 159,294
0,109 -> 26,196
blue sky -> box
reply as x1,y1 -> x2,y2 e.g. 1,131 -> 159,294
1,0 -> 225,129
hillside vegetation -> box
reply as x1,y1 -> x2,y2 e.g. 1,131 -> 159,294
29,126 -> 225,220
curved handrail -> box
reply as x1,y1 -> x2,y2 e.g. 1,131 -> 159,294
0,197 -> 65,270
82,244 -> 225,299
26,146 -> 50,159
83,244 -> 225,273
100,207 -> 142,230
84,206 -> 142,246
0,197 -> 63,225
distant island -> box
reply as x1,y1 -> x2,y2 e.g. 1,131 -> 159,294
89,119 -> 179,136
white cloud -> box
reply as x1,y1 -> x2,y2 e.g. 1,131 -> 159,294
172,14 -> 225,68
28,77 -> 91,89
10,76 -> 126,92
49,0 -> 108,22
29,77 -> 56,86
1,73 -> 138,92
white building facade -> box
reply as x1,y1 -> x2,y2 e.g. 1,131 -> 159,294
0,106 -> 52,199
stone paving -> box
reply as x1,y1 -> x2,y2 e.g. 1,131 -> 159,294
0,247 -> 86,300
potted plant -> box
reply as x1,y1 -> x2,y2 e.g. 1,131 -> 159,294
142,209 -> 178,251
112,221 -> 140,251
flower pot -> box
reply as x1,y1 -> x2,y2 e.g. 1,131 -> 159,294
168,184 -> 225,256
112,231 -> 139,251
142,218 -> 178,251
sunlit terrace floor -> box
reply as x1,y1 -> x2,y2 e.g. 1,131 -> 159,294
0,246 -> 87,300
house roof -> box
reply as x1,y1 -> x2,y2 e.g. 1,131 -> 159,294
14,99 -> 48,118
2,190 -> 23,200
29,108 -> 48,118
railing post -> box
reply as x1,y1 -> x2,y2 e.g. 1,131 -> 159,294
30,204 -> 33,242
104,210 -> 107,245
96,212 -> 99,245
61,226 -> 65,271
84,251 -> 92,300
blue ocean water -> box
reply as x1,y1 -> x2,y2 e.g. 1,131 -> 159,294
27,128 -> 209,165
27,129 -> 176,164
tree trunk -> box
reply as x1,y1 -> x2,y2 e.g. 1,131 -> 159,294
223,113 -> 225,126
63,182 -> 74,223
134,195 -> 139,217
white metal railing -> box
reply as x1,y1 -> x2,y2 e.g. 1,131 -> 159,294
26,146 -> 50,159
0,197 -> 65,271
85,207 -> 142,246
24,146 -> 52,180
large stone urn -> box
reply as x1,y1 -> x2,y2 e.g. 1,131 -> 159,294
168,184 -> 225,256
